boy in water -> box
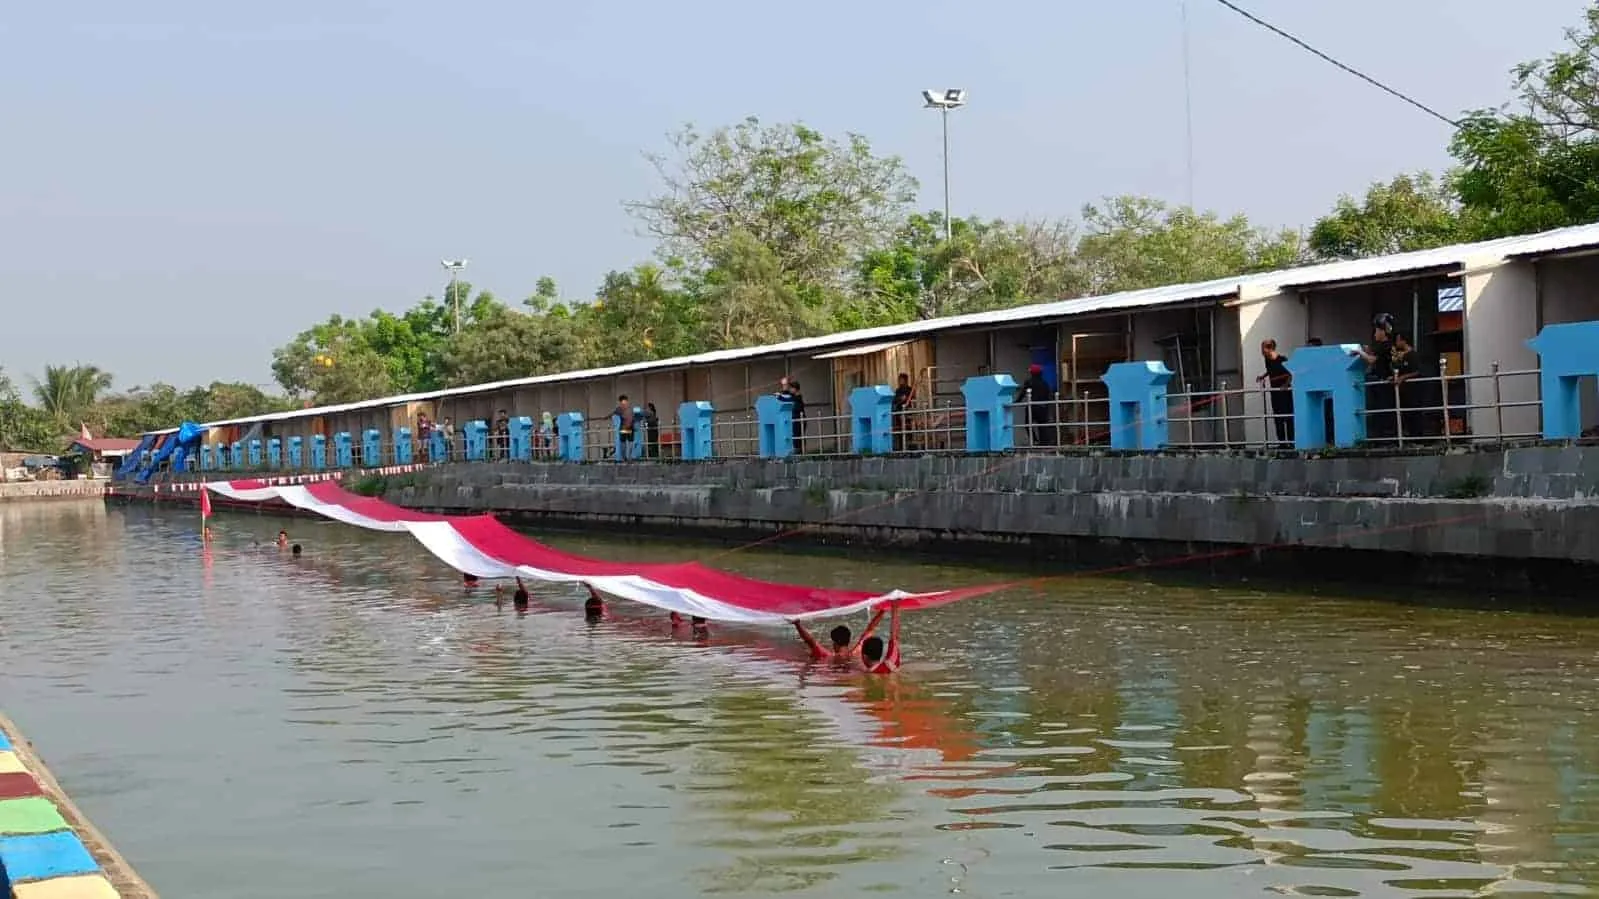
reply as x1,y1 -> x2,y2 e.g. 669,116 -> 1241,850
277,530 -> 289,548
691,616 -> 710,640
290,543 -> 302,557
584,584 -> 606,622
793,621 -> 857,663
859,604 -> 902,674
512,577 -> 530,611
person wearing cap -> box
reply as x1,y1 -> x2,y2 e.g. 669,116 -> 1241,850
1018,363 -> 1058,447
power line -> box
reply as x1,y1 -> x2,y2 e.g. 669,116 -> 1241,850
1210,0 -> 1459,129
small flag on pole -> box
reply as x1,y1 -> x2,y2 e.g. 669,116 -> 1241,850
199,486 -> 212,521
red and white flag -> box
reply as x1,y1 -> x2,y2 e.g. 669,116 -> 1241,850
199,487 -> 212,521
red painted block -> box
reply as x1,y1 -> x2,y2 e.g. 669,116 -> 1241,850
0,772 -> 42,799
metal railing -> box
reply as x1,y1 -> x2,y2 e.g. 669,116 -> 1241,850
130,361 -> 1585,481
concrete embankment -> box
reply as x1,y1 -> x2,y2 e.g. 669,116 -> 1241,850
374,447 -> 1599,594
0,714 -> 157,898
0,482 -> 107,503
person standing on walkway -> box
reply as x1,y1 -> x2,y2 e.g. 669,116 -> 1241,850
1257,339 -> 1294,447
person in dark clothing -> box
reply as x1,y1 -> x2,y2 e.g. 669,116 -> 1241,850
1018,364 -> 1057,447
892,373 -> 915,452
643,403 -> 661,458
779,380 -> 806,452
1354,316 -> 1397,442
1390,332 -> 1421,440
1256,339 -> 1294,447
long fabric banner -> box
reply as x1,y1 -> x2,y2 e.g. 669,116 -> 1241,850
203,479 -> 1007,624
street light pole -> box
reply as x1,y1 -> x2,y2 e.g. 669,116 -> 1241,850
441,259 -> 469,333
922,89 -> 966,244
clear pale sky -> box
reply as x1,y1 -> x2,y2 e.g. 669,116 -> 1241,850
1,0 -> 1587,389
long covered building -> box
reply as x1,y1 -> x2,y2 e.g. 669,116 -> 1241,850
144,221 -> 1599,458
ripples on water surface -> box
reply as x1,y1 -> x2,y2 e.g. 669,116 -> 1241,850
3,501 -> 1599,898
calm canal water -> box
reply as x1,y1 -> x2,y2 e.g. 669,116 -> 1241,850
3,500 -> 1599,898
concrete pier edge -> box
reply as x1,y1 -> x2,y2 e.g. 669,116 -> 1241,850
0,713 -> 157,899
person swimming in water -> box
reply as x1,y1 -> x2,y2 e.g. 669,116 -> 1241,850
793,620 -> 857,663
290,543 -> 302,557
858,604 -> 902,674
277,530 -> 289,548
512,577 -> 530,611
690,616 -> 710,640
463,573 -> 480,590
584,585 -> 605,622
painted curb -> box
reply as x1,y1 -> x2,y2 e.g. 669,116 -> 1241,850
0,716 -> 157,899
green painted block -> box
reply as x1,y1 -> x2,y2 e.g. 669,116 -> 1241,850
0,796 -> 68,835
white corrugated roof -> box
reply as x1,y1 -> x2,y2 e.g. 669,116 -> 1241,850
812,340 -> 911,359
149,220 -> 1599,437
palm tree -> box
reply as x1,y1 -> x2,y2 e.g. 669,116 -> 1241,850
31,364 -> 113,430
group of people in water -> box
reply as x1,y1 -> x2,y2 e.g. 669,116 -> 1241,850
465,571 -> 902,674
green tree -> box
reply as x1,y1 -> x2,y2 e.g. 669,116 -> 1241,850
30,364 -> 113,430
435,306 -> 582,387
0,368 -> 59,451
1451,3 -> 1599,238
1309,173 -> 1464,260
585,264 -> 704,364
853,212 -> 1085,323
694,229 -> 819,349
625,117 -> 918,303
1074,196 -> 1304,295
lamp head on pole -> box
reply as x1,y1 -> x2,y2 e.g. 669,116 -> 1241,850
441,258 -> 469,272
922,89 -> 967,110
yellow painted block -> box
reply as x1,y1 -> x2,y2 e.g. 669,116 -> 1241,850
0,751 -> 25,774
14,875 -> 121,899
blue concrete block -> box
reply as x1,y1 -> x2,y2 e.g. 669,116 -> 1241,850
394,426 -> 414,465
755,394 -> 795,459
311,434 -> 327,470
677,401 -> 715,460
287,436 -> 303,469
0,831 -> 100,882
1102,361 -> 1174,451
246,439 -> 262,468
558,412 -> 585,461
849,385 -> 895,454
1286,345 -> 1368,449
230,442 -> 243,470
429,429 -> 447,463
361,428 -> 382,467
1528,320 -> 1599,440
463,420 -> 488,462
508,416 -> 533,461
0,729 -> 10,750
961,375 -> 1018,453
199,445 -> 214,471
333,432 -> 353,468
266,437 -> 282,469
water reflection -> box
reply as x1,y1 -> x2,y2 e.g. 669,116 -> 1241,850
1,504 -> 1597,897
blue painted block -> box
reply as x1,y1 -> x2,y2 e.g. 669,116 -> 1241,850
246,438 -> 262,468
1102,361 -> 1174,451
361,428 -> 382,467
334,432 -> 353,468
463,420 -> 488,462
557,412 -> 585,461
961,375 -> 1018,453
849,385 -> 895,454
429,429 -> 447,462
1528,320 -> 1599,440
311,434 -> 327,470
0,729 -> 10,750
287,436 -> 303,469
231,442 -> 243,470
1286,345 -> 1368,450
199,445 -> 214,471
508,416 -> 533,461
677,401 -> 715,460
266,437 -> 282,469
394,426 -> 414,465
0,831 -> 100,882
755,394 -> 795,459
